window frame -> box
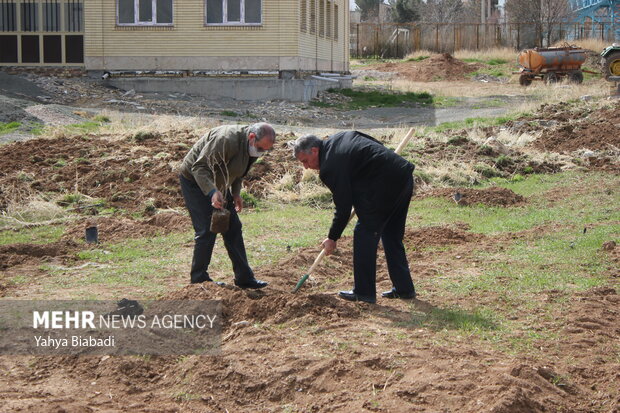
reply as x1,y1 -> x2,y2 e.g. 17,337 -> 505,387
0,2 -> 18,32
43,1 -> 61,32
205,0 -> 262,26
20,1 -> 39,32
117,0 -> 173,26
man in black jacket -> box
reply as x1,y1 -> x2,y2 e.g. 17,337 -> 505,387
291,131 -> 416,303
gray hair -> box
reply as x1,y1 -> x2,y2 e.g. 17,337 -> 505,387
248,122 -> 276,143
290,134 -> 322,157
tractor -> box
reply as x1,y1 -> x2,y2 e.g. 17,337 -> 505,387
601,44 -> 620,80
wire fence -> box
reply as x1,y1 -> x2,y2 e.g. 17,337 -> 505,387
350,21 -> 618,58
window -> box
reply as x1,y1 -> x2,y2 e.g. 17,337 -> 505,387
0,2 -> 17,32
43,35 -> 62,63
0,35 -> 17,62
65,1 -> 83,32
319,0 -> 324,37
21,1 -> 38,31
43,1 -> 60,32
21,35 -> 39,62
309,0 -> 315,34
117,0 -> 173,25
300,0 -> 306,33
334,3 -> 338,39
326,0 -> 331,38
206,0 -> 261,25
65,35 -> 84,63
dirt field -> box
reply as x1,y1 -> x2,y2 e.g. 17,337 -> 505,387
1,60 -> 619,412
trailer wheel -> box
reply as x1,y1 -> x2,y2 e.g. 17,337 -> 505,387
568,71 -> 584,84
601,50 -> 620,80
544,72 -> 559,84
519,74 -> 533,86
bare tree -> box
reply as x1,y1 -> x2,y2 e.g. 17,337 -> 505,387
388,0 -> 422,23
356,0 -> 383,22
505,0 -> 574,47
420,0 -> 464,24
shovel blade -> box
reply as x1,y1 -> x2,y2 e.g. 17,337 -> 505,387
292,274 -> 310,293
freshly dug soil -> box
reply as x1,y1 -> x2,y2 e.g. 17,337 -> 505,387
419,186 -> 526,207
534,103 -> 620,153
369,53 -> 482,81
61,213 -> 191,243
0,240 -> 75,270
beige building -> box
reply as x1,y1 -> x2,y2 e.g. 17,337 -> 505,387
0,0 -> 349,74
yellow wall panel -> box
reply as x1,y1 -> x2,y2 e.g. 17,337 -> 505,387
85,0 -> 349,71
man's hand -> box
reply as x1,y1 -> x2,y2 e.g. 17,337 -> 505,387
211,191 -> 224,209
233,194 -> 243,213
322,238 -> 337,255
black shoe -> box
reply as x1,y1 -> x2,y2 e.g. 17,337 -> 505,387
381,288 -> 416,300
234,278 -> 268,289
191,276 -> 225,286
338,290 -> 376,304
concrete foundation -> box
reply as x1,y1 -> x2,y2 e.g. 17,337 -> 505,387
103,75 -> 352,102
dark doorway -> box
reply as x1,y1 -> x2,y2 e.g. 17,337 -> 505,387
21,35 -> 39,63
43,35 -> 61,63
0,35 -> 18,62
65,35 -> 83,63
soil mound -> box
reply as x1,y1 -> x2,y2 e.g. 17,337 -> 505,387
61,212 -> 190,243
404,224 -> 484,247
0,132 -> 300,213
0,241 -> 75,269
533,102 -> 620,153
420,187 -> 525,207
0,132 -> 196,213
164,283 -> 362,325
370,53 -> 482,81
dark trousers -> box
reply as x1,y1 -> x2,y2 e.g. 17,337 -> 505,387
180,175 -> 254,284
353,175 -> 415,298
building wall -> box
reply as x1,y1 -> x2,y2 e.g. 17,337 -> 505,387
0,0 -> 85,67
85,0 -> 349,72
298,0 -> 349,72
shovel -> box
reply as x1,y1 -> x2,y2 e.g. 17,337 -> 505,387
292,127 -> 416,293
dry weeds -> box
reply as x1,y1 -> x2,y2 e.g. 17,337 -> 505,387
454,46 -> 517,62
552,38 -> 610,52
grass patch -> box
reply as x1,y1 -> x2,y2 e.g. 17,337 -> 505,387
432,114 -> 519,133
444,223 -> 617,298
92,115 -> 111,123
432,96 -> 460,107
469,68 -> 508,78
28,122 -> 46,135
0,225 -> 65,245
39,203 -> 346,295
581,66 -> 602,81
410,172 -> 620,234
462,58 -> 508,66
404,306 -> 499,332
0,121 -> 21,135
220,110 -> 240,117
312,88 -> 433,110
66,121 -> 105,133
407,55 -> 429,62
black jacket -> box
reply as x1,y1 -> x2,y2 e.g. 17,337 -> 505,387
319,131 -> 415,240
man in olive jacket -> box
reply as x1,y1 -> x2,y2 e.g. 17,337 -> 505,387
179,123 -> 275,288
292,131 -> 416,303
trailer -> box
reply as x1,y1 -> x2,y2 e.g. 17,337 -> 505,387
516,45 -> 587,86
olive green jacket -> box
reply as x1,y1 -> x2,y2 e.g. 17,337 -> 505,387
180,125 -> 253,197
